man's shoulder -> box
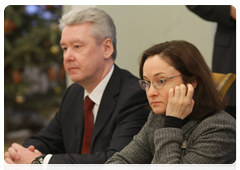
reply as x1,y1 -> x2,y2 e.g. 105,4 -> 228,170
64,83 -> 84,97
105,65 -> 147,103
67,82 -> 83,90
112,65 -> 139,84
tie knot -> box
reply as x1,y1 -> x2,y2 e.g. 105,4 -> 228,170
84,96 -> 95,111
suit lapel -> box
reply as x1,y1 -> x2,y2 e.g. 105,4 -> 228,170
91,91 -> 116,141
74,89 -> 85,153
91,64 -> 121,149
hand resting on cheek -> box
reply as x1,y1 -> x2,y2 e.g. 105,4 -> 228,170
166,83 -> 194,120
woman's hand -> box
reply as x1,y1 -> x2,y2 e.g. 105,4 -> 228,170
166,83 -> 194,119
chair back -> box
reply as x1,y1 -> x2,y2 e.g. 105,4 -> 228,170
211,72 -> 236,99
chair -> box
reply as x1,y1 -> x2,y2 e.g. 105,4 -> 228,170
211,72 -> 236,99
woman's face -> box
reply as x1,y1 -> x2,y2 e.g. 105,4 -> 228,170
143,55 -> 184,114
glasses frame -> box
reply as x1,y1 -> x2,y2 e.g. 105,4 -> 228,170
138,75 -> 182,90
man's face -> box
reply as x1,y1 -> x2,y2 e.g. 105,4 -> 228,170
60,22 -> 105,87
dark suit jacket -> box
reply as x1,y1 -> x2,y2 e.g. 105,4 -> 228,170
22,64 -> 150,164
186,5 -> 236,108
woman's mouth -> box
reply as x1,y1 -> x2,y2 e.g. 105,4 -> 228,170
151,101 -> 162,106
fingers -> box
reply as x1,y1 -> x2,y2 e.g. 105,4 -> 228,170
172,84 -> 187,98
179,84 -> 187,98
168,87 -> 174,99
173,84 -> 193,98
5,144 -> 19,164
5,151 -> 11,159
186,83 -> 194,100
28,145 -> 35,152
34,149 -> 42,154
8,143 -> 20,161
12,143 -> 22,149
174,85 -> 181,98
27,145 -> 42,154
167,83 -> 194,119
5,143 -> 41,164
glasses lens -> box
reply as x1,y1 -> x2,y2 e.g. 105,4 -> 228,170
153,79 -> 165,89
139,80 -> 149,90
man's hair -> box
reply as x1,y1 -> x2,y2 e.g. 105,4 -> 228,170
139,40 -> 224,120
59,7 -> 117,60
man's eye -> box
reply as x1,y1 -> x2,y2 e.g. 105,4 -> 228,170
62,47 -> 67,51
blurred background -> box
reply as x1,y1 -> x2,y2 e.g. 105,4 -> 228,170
4,5 -> 216,153
4,5 -> 65,152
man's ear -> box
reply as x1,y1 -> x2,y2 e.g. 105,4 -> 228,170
103,38 -> 114,59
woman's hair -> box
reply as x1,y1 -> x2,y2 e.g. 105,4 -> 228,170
59,7 -> 117,60
139,40 -> 224,120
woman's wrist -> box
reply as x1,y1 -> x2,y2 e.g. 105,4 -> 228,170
164,116 -> 184,128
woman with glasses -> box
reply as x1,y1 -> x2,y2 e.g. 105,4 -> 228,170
106,40 -> 236,164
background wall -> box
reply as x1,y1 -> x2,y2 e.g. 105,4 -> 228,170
64,5 -> 216,85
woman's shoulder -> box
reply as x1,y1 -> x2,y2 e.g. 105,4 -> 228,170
196,110 -> 236,131
204,110 -> 235,124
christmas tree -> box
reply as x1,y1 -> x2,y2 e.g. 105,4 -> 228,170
4,5 -> 66,133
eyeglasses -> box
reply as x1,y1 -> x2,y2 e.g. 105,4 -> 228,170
138,75 -> 182,90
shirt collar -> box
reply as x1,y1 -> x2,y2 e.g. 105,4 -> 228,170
84,65 -> 114,105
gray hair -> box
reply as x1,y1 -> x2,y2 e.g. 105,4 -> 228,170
59,7 -> 117,60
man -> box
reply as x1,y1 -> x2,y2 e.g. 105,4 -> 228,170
186,5 -> 236,119
5,7 -> 149,164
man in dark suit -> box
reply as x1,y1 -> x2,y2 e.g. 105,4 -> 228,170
186,5 -> 236,119
5,7 -> 149,164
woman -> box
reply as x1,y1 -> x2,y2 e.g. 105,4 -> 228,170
105,40 -> 236,164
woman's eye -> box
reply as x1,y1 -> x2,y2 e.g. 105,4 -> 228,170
159,79 -> 165,84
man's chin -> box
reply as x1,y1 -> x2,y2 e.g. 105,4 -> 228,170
69,76 -> 83,84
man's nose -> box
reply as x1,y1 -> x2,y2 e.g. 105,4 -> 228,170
63,49 -> 75,61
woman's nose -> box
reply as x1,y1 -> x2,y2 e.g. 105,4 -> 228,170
147,84 -> 159,97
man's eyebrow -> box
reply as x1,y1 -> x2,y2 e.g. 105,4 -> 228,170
60,39 -> 83,46
60,42 -> 65,46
